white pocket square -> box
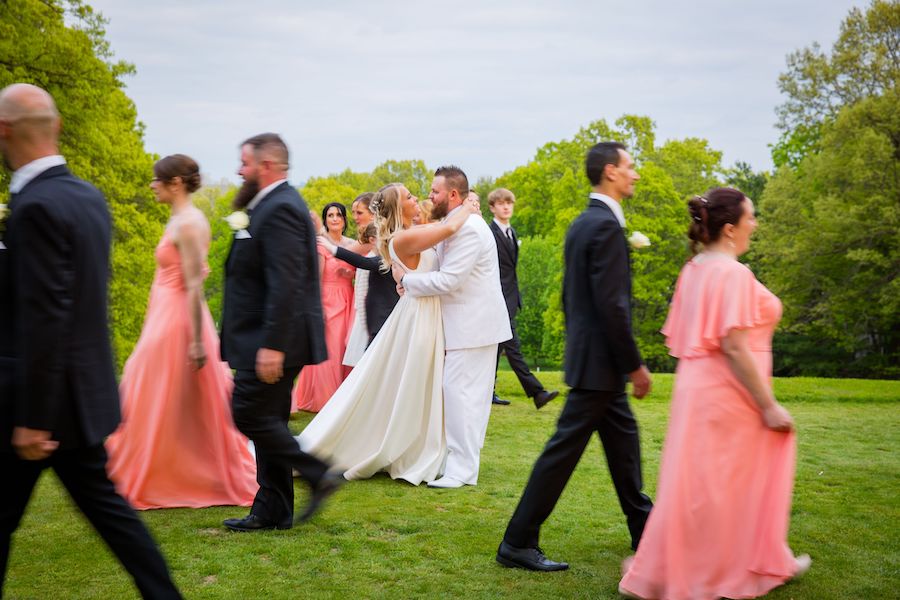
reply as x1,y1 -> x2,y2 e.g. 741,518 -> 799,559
0,241 -> 6,250
235,229 -> 251,240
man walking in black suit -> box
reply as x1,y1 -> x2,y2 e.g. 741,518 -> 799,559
220,133 -> 342,532
485,188 -> 559,409
496,142 -> 653,571
0,83 -> 181,598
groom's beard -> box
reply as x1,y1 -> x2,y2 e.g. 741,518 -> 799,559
430,201 -> 449,221
232,179 -> 260,209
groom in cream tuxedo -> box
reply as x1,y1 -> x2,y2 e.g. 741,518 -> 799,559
399,166 -> 511,488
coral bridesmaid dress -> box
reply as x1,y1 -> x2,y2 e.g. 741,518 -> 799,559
620,254 -> 800,600
293,244 -> 355,412
106,231 -> 258,509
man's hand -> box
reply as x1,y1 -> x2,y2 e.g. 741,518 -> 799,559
12,427 -> 58,461
391,263 -> 405,285
391,263 -> 407,296
628,365 -> 652,399
256,347 -> 285,384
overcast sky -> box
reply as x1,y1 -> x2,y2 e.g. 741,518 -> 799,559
88,0 -> 860,185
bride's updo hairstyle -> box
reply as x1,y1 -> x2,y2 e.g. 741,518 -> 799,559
370,183 -> 404,272
154,154 -> 202,193
687,187 -> 747,254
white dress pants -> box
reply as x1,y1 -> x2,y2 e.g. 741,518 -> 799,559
442,343 -> 498,485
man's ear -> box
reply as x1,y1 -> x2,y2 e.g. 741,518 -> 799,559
603,162 -> 617,183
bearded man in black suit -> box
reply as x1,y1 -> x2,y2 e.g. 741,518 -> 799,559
0,83 -> 181,599
220,133 -> 342,532
496,142 -> 654,571
484,188 -> 559,409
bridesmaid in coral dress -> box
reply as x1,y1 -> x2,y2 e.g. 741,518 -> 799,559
619,187 -> 810,600
293,202 -> 355,412
106,154 -> 257,509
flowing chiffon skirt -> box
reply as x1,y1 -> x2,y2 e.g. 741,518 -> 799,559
106,236 -> 257,509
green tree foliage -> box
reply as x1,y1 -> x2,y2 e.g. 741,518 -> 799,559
757,89 -> 900,377
725,161 -> 769,202
1,0 -> 163,370
193,185 -> 236,325
497,116 -> 723,370
757,0 -> 900,378
515,235 -> 562,369
772,0 -> 900,167
300,159 -> 432,237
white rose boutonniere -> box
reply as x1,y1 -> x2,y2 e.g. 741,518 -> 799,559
225,211 -> 252,239
628,231 -> 651,249
225,210 -> 250,231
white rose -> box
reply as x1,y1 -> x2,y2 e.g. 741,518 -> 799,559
225,211 -> 250,231
628,231 -> 651,249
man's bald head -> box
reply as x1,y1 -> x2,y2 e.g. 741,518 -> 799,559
0,83 -> 61,168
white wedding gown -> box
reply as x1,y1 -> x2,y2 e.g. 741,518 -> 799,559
296,243 -> 445,485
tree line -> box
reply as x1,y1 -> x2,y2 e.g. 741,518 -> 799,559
2,0 -> 897,378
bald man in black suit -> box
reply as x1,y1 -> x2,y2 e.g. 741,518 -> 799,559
0,83 -> 181,599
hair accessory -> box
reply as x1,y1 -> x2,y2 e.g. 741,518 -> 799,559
369,196 -> 383,216
700,196 -> 708,205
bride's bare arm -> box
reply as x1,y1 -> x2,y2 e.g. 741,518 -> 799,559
392,202 -> 479,257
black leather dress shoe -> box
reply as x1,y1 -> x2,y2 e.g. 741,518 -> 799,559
223,514 -> 290,532
492,395 -> 511,405
533,389 -> 560,410
496,541 -> 569,571
296,471 -> 345,524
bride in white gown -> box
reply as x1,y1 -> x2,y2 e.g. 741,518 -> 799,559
296,183 -> 478,485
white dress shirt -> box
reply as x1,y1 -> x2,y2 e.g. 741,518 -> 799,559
493,218 -> 514,238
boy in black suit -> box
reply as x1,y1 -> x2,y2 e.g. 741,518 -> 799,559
486,188 -> 559,409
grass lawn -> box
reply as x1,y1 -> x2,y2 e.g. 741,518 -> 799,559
5,374 -> 899,599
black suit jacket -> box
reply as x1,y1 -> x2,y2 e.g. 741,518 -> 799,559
562,198 -> 642,392
490,220 -> 522,319
334,246 -> 399,341
220,182 -> 327,370
1,165 -> 120,451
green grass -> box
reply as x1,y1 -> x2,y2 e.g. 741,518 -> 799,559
6,374 -> 899,599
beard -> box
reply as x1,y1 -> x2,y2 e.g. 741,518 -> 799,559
430,200 -> 449,221
232,178 -> 260,209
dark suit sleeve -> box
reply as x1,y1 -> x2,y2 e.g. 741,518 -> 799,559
588,221 -> 642,374
12,201 -> 71,429
335,246 -> 382,271
258,203 -> 310,352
